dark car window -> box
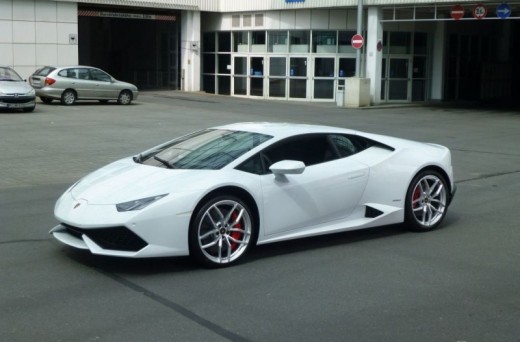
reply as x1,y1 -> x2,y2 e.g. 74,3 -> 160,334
33,66 -> 56,77
77,68 -> 90,80
58,68 -> 79,79
236,134 -> 336,175
90,69 -> 112,82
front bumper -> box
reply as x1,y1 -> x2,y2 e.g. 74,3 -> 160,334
0,95 -> 36,109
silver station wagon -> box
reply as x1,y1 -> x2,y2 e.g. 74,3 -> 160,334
29,66 -> 138,105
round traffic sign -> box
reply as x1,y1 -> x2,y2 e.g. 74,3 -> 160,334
351,34 -> 364,49
451,5 -> 464,20
473,4 -> 488,19
496,3 -> 512,19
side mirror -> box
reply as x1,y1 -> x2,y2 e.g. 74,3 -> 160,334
269,160 -> 306,175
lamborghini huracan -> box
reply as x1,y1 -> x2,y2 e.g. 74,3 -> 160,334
51,122 -> 456,267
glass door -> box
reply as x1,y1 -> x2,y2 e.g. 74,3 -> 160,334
289,57 -> 307,99
268,56 -> 287,99
382,57 -> 411,102
249,56 -> 264,97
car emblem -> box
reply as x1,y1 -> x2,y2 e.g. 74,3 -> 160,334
73,202 -> 81,209
14,93 -> 19,98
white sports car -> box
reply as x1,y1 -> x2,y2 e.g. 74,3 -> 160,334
51,122 -> 456,267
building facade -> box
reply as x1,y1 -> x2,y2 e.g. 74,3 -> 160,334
1,0 -> 519,104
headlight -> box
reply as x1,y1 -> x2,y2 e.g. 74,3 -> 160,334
116,194 -> 168,212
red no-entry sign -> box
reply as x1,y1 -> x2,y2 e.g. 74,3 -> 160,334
351,34 -> 364,49
451,5 -> 465,20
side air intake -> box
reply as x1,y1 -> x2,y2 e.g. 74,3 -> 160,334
365,206 -> 384,218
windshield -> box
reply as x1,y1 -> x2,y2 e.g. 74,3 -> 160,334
0,67 -> 23,82
139,129 -> 272,170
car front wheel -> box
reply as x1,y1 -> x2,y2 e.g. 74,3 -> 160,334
40,97 -> 53,104
61,90 -> 76,105
117,90 -> 132,105
405,170 -> 448,231
189,196 -> 254,267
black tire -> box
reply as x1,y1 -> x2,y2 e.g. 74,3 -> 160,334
40,97 -> 53,104
61,89 -> 76,105
23,106 -> 35,112
404,170 -> 448,232
98,100 -> 109,104
117,90 -> 132,105
189,195 -> 255,268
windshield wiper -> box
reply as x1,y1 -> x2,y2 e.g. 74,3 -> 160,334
154,156 -> 175,169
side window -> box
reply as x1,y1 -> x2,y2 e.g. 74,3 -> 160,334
90,69 -> 112,82
58,68 -> 79,79
264,134 -> 336,167
77,68 -> 90,80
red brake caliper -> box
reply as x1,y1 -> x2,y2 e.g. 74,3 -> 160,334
229,211 -> 242,251
413,187 -> 420,209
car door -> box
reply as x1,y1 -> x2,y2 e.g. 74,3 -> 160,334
89,68 -> 117,99
257,134 -> 369,236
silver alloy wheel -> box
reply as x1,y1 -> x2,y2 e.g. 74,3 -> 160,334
197,199 -> 252,264
118,91 -> 132,105
61,90 -> 76,105
411,174 -> 447,227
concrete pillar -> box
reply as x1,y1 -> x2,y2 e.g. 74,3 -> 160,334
366,7 -> 383,105
431,21 -> 445,101
181,10 -> 201,91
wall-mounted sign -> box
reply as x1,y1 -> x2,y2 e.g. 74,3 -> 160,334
451,5 -> 464,20
78,10 -> 176,21
496,3 -> 512,19
473,4 -> 488,19
285,0 -> 305,3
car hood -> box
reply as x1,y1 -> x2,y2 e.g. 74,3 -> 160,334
0,81 -> 34,94
70,157 -> 211,204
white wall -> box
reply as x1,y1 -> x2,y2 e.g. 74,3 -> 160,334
181,10 -> 201,91
0,0 -> 78,79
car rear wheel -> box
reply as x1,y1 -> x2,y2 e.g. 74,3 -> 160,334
189,195 -> 254,267
117,90 -> 132,105
61,90 -> 76,105
405,170 -> 448,231
40,97 -> 53,104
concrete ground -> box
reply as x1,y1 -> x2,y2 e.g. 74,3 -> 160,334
1,92 -> 519,341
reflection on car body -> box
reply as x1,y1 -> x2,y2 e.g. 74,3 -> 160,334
29,65 -> 138,105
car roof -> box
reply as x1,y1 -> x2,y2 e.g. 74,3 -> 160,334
214,122 -> 358,139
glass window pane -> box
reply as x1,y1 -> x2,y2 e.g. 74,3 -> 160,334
313,31 -> 337,53
252,31 -> 266,52
290,58 -> 306,77
234,57 -> 247,75
290,31 -> 309,53
314,80 -> 334,99
203,54 -> 215,74
338,31 -> 356,54
412,57 -> 426,78
250,78 -> 263,96
250,57 -> 264,76
388,80 -> 407,100
290,79 -> 306,98
268,31 -> 288,53
389,58 -> 408,78
203,75 -> 215,93
203,32 -> 215,52
412,80 -> 425,101
338,58 -> 355,77
269,79 -> 286,97
315,58 -> 334,77
218,76 -> 230,95
218,54 -> 231,74
270,57 -> 286,76
234,76 -> 247,95
414,32 -> 428,55
389,32 -> 411,54
233,31 -> 248,53
218,32 -> 231,52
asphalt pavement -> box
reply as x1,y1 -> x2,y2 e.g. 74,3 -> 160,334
1,92 -> 519,341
